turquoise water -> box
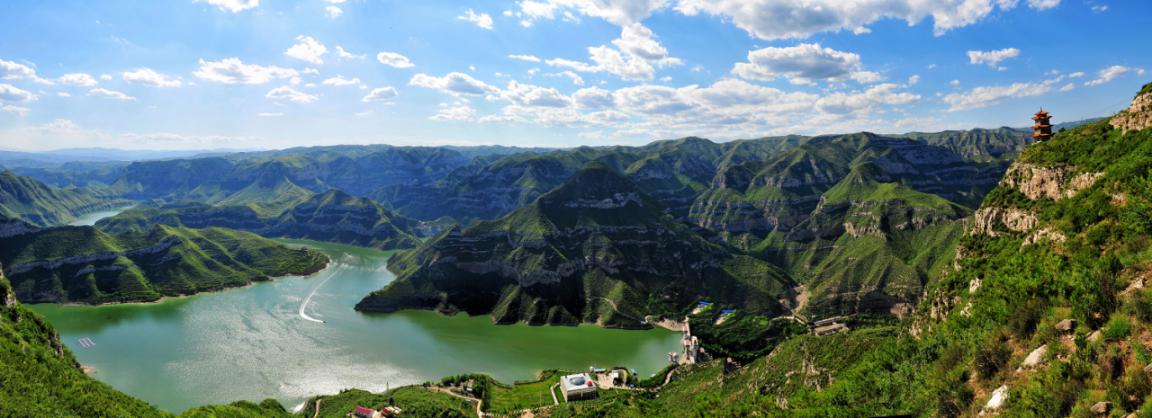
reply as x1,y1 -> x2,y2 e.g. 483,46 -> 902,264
30,240 -> 680,413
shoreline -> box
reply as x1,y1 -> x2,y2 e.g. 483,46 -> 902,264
27,259 -> 333,308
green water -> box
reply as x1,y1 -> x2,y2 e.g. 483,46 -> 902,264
30,239 -> 679,413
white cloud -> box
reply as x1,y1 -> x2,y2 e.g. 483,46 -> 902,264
967,48 -> 1020,69
513,0 -> 666,27
194,58 -> 299,84
908,75 -> 921,86
546,70 -> 585,85
122,68 -> 182,88
508,54 -> 542,63
1085,65 -> 1140,87
325,6 -> 343,18
265,86 -> 319,103
849,71 -> 883,84
0,119 -> 263,151
732,43 -> 862,85
257,112 -> 283,117
100,74 -> 113,81
611,24 -> 680,66
572,87 -> 614,109
57,73 -> 99,87
430,102 -> 478,121
0,58 -> 52,84
197,0 -> 259,13
336,46 -> 365,60
815,83 -> 920,114
1,104 -> 30,116
376,52 -> 415,68
675,0 -> 1035,40
458,9 -> 494,29
943,82 -> 1055,111
500,81 -> 571,108
409,72 -> 499,96
321,76 -> 363,87
57,92 -> 71,97
362,86 -> 399,102
87,88 -> 136,101
1027,0 -> 1061,10
1068,71 -> 1086,78
285,35 -> 328,65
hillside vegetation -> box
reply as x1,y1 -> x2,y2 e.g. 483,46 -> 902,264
0,217 -> 328,304
0,170 -> 126,226
359,163 -> 795,329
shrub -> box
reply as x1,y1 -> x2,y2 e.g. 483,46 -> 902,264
1102,316 -> 1132,341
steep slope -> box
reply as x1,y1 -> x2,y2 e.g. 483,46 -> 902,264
690,133 -> 1011,318
97,189 -> 421,249
0,217 -> 328,304
0,267 -> 168,416
357,163 -> 795,328
0,170 -> 125,226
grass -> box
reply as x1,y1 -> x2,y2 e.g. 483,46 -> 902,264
488,370 -> 565,414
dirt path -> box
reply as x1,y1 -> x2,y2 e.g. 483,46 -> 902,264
430,387 -> 485,418
312,399 -> 321,418
550,383 -> 560,405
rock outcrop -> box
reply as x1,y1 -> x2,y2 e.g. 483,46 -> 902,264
1000,163 -> 1102,201
1110,85 -> 1152,132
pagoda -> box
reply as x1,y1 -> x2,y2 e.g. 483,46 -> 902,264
1031,108 -> 1054,142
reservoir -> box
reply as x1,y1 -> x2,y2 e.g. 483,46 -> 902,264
30,239 -> 680,413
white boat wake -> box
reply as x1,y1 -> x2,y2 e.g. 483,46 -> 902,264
299,268 -> 340,324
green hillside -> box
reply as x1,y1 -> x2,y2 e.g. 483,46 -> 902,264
0,170 -> 126,226
97,189 -> 421,250
0,219 -> 328,304
359,163 -> 796,329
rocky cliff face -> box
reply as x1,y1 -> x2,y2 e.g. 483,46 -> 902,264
1110,84 -> 1152,132
357,164 -> 794,327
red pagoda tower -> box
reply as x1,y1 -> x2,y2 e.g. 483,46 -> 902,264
1031,109 -> 1054,142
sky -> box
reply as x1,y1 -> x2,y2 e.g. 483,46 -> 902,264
0,0 -> 1149,151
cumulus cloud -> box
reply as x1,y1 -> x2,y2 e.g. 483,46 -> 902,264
197,0 -> 259,13
611,24 -> 680,66
362,86 -> 399,102
500,81 -> 571,108
572,87 -> 614,109
545,70 -> 585,85
1085,65 -> 1142,87
0,58 -> 52,84
376,52 -> 415,68
942,82 -> 1057,111
675,0 -> 1043,40
815,83 -> 921,114
57,73 -> 99,87
285,35 -> 328,65
0,83 -> 37,102
321,76 -> 363,87
732,43 -> 863,85
325,6 -> 343,18
194,58 -> 299,84
458,9 -> 494,29
409,72 -> 499,96
88,88 -> 136,101
967,48 -> 1020,69
265,86 -> 319,103
122,68 -> 182,88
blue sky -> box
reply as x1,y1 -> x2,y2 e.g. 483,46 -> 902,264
0,0 -> 1149,151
